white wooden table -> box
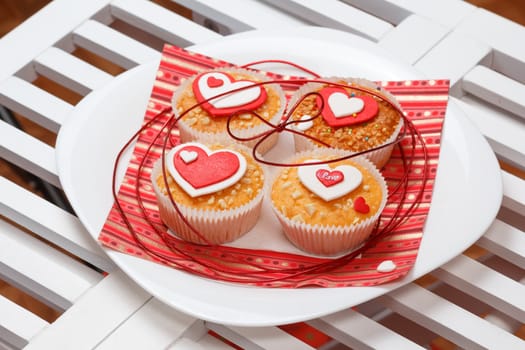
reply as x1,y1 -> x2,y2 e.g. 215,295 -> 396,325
1,1 -> 525,349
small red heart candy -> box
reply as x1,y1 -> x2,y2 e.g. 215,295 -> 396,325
353,196 -> 370,214
207,76 -> 224,88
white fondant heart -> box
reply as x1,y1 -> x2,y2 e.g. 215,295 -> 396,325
179,150 -> 198,164
166,142 -> 247,198
197,72 -> 262,109
297,160 -> 363,201
328,93 -> 364,118
377,260 -> 397,273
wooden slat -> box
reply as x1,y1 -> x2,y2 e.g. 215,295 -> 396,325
110,0 -> 222,47
433,255 -> 525,323
0,295 -> 48,349
477,220 -> 525,269
484,308 -> 523,335
95,298 -> 201,349
175,0 -> 306,34
0,0 -> 111,81
0,121 -> 59,187
33,47 -> 114,95
378,14 -> 448,64
477,169 -> 525,267
169,334 -> 233,349
382,284 -> 524,349
454,8 -> 525,84
260,0 -> 393,41
453,96 -> 525,168
24,271 -> 150,350
339,0 -> 410,25
207,323 -> 315,350
343,0 -> 476,28
0,219 -> 102,310
415,31 -> 492,95
462,65 -> 525,119
0,76 -> 73,133
309,309 -> 424,349
0,177 -> 114,272
72,19 -> 160,69
502,169 -> 525,213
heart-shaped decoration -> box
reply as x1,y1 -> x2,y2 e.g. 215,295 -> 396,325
297,160 -> 363,201
328,93 -> 364,118
207,76 -> 223,88
192,71 -> 267,117
316,87 -> 379,127
316,169 -> 344,187
376,260 -> 397,273
179,150 -> 198,163
166,142 -> 247,197
353,196 -> 370,213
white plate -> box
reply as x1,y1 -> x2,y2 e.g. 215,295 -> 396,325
56,27 -> 502,326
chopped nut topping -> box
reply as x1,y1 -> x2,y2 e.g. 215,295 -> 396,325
305,203 -> 317,216
185,117 -> 197,126
291,214 -> 304,222
239,113 -> 252,120
291,190 -> 302,199
281,181 -> 292,190
218,199 -> 227,209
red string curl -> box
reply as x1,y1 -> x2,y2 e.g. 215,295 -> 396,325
110,60 -> 429,286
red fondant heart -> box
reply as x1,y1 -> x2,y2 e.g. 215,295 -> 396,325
316,87 -> 379,128
173,145 -> 240,189
207,76 -> 223,88
192,71 -> 267,117
353,196 -> 370,214
315,169 -> 344,187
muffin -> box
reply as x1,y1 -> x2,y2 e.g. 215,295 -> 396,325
270,149 -> 387,256
151,141 -> 266,244
289,78 -> 403,168
172,68 -> 286,154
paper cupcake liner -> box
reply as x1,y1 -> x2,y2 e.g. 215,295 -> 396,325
172,67 -> 286,154
289,77 -> 404,168
269,149 -> 388,256
150,146 -> 266,245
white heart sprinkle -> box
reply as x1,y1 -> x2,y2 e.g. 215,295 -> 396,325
179,150 -> 198,164
328,93 -> 364,118
377,260 -> 397,273
295,115 -> 314,131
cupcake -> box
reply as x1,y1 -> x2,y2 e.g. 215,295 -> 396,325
270,149 -> 387,256
172,68 -> 286,154
151,141 -> 266,244
289,78 -> 403,168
